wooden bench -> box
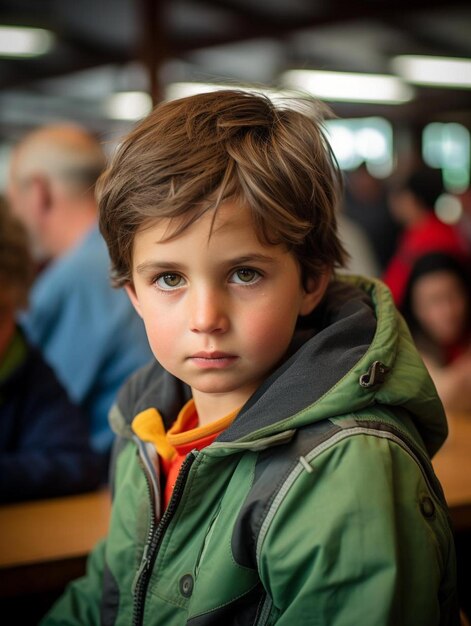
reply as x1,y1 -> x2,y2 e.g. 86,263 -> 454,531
0,487 -> 111,598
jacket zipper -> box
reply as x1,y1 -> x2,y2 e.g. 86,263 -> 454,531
132,452 -> 197,626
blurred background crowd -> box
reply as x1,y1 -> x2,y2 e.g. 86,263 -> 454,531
0,0 -> 471,494
0,0 -> 470,620
3,0 -> 470,479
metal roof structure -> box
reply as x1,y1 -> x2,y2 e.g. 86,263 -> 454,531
0,0 -> 469,139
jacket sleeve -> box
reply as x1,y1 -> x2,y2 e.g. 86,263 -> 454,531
39,539 -> 106,626
257,433 -> 459,626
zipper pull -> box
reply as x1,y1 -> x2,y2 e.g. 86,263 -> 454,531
359,361 -> 390,388
132,544 -> 150,596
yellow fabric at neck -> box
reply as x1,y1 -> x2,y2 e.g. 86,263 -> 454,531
167,399 -> 239,446
131,399 -> 239,461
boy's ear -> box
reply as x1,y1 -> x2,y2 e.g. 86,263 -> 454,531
124,283 -> 143,319
299,269 -> 332,316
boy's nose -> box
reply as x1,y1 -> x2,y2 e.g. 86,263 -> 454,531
189,287 -> 229,334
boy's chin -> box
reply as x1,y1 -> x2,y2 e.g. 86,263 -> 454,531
188,377 -> 260,402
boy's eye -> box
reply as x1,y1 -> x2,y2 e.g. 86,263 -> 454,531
155,273 -> 185,290
231,268 -> 261,285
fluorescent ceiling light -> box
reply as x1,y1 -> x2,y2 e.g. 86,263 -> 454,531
392,55 -> 471,89
165,82 -> 226,100
104,91 -> 153,120
165,82 -> 299,103
281,69 -> 414,104
0,25 -> 54,57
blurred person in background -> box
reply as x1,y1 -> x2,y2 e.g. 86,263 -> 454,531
401,251 -> 471,413
383,164 -> 469,308
337,189 -> 381,277
343,164 -> 399,271
455,184 -> 471,253
0,197 -> 101,502
7,124 -> 152,476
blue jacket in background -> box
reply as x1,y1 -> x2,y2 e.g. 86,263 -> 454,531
20,226 -> 153,453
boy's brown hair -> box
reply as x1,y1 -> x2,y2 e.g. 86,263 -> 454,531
0,197 -> 34,311
97,89 -> 347,287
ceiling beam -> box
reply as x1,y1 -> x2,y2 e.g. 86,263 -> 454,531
378,14 -> 471,59
166,0 -> 470,54
137,0 -> 168,103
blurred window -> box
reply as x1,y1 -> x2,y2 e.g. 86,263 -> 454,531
325,117 -> 393,178
423,123 -> 470,192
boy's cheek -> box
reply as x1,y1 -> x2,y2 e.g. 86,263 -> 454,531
242,310 -> 296,349
143,323 -> 175,363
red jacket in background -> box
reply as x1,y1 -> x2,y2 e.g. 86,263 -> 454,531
382,213 -> 469,306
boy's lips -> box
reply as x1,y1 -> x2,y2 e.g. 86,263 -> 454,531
188,351 -> 238,369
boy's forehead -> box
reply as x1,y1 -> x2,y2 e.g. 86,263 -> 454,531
138,200 -> 256,243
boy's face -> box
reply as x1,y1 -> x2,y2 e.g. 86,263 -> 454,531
126,201 -> 328,422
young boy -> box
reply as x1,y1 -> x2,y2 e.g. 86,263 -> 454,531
42,90 -> 459,625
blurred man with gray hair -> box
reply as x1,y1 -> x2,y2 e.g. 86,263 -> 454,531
8,124 -> 152,474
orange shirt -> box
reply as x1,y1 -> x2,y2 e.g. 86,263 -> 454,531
132,399 -> 239,509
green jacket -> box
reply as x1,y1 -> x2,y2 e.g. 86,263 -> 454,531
42,276 -> 459,626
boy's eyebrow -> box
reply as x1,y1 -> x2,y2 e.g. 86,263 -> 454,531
135,260 -> 183,274
226,253 -> 277,265
135,253 -> 277,275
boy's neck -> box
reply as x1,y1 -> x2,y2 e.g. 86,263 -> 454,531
192,389 -> 248,427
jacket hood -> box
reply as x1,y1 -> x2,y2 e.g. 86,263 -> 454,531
111,275 -> 447,458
